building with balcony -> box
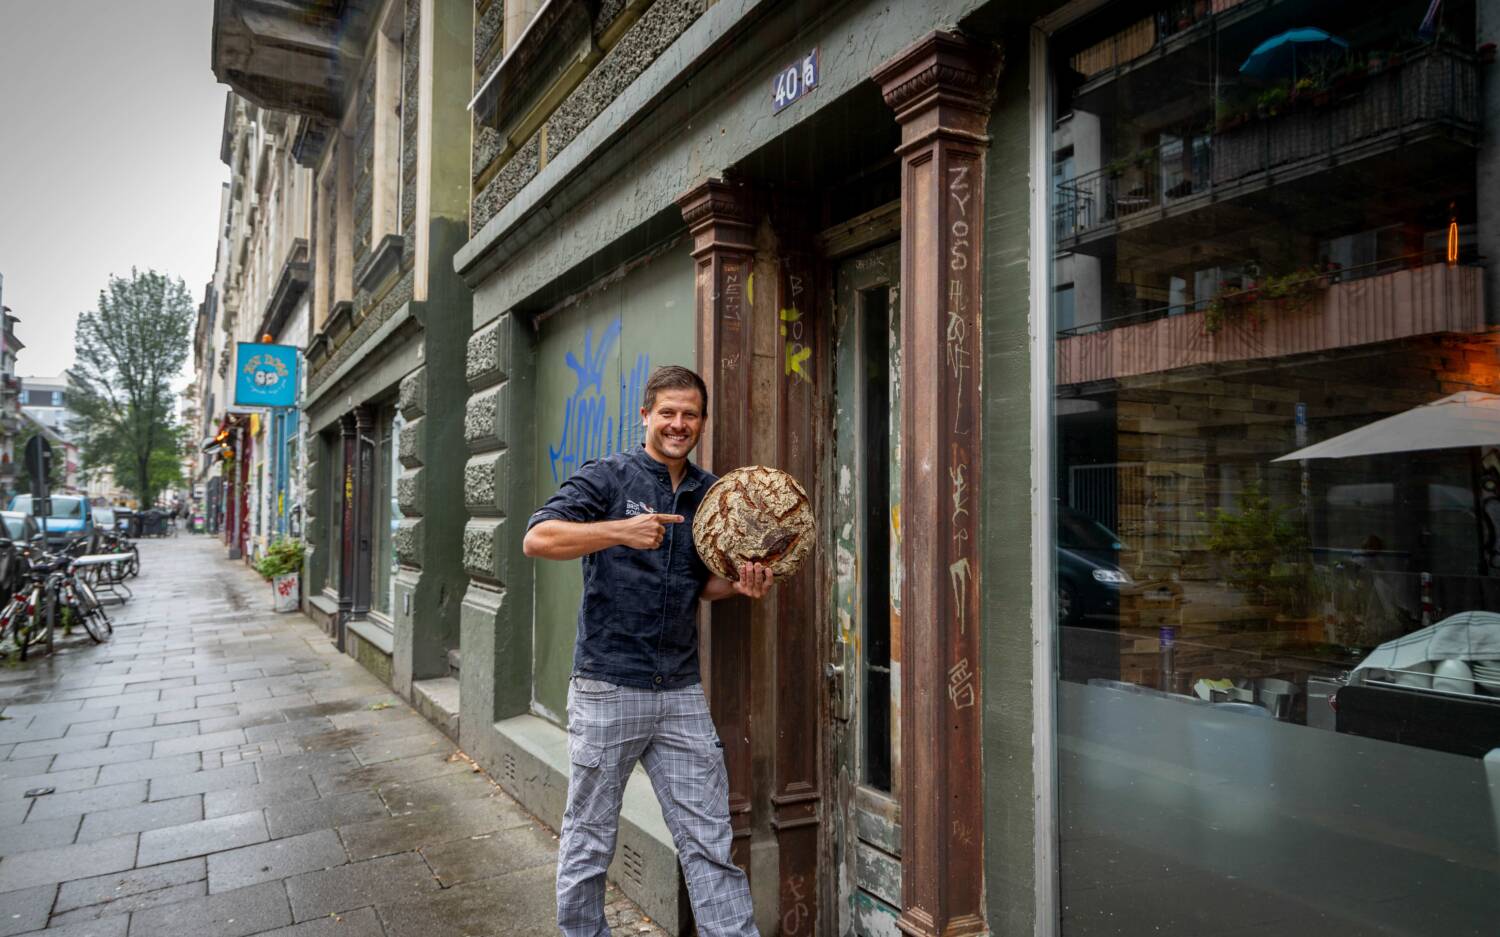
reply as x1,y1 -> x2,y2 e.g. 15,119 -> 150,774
212,0 -> 476,727
190,1 -> 1500,935
18,374 -> 73,437
0,301 -> 24,500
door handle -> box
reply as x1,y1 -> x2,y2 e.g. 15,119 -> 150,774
828,646 -> 852,721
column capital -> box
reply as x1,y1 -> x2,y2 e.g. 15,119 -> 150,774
872,31 -> 999,141
676,179 -> 755,258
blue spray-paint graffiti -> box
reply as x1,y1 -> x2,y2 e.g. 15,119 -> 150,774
548,320 -> 651,483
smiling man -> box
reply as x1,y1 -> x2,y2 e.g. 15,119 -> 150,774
523,365 -> 769,937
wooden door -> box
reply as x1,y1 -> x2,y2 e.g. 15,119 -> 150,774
827,241 -> 903,936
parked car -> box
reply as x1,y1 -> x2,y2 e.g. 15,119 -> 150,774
0,510 -> 40,544
1057,503 -> 1131,628
7,494 -> 93,545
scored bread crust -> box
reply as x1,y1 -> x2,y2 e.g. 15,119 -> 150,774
692,466 -> 814,581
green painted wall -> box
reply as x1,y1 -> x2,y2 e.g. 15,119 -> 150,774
980,28 -> 1040,937
530,239 -> 696,722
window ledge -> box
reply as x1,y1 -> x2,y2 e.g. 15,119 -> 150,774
347,616 -> 395,656
355,234 -> 404,295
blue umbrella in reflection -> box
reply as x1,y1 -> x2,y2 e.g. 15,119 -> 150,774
1239,28 -> 1349,83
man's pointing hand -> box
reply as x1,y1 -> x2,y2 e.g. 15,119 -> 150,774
617,513 -> 685,550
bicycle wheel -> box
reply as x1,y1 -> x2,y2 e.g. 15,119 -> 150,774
126,547 -> 140,579
75,578 -> 111,641
18,587 -> 54,660
0,595 -> 25,652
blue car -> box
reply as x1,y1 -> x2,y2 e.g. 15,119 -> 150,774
8,494 -> 93,546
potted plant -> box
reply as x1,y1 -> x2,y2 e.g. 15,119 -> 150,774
1205,481 -> 1312,617
255,538 -> 306,612
1290,77 -> 1316,107
1256,85 -> 1288,118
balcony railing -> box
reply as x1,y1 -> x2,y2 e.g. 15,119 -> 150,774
1054,44 -> 1480,246
1056,262 -> 1483,386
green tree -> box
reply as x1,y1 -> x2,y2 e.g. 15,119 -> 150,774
68,269 -> 194,509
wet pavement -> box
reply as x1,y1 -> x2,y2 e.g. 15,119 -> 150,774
0,534 -> 666,937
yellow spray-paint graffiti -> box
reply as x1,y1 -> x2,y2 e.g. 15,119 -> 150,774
781,307 -> 812,382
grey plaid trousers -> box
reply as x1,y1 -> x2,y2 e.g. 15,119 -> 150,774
557,678 -> 758,937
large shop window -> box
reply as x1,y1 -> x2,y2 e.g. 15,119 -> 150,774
1046,2 -> 1498,934
373,407 -> 403,617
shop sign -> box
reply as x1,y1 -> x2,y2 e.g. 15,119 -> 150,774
233,342 -> 299,408
773,48 -> 819,114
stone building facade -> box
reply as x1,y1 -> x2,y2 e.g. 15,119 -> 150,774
213,0 -> 476,729
205,1 -> 1500,935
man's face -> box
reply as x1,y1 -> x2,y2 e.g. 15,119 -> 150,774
641,387 -> 704,462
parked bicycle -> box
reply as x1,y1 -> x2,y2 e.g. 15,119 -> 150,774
0,535 -> 114,660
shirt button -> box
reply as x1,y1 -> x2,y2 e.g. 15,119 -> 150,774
653,675 -> 664,685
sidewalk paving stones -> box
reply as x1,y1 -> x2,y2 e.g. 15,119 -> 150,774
24,782 -> 147,821
0,835 -> 137,893
0,818 -> 83,856
145,762 -> 256,801
17,916 -> 128,937
203,776 -> 318,819
126,880 -> 291,937
284,851 -> 437,922
75,796 -> 202,843
0,536 -> 668,936
48,881 -> 206,928
96,752 -> 201,786
419,824 -> 556,887
53,859 -> 205,915
206,830 -> 347,894
0,884 -> 55,936
49,744 -> 153,774
263,790 -> 387,840
136,810 -> 269,866
249,906 -> 385,937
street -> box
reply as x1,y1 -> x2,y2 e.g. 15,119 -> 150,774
0,534 -> 662,937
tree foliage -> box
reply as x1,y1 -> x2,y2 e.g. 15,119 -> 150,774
67,269 -> 193,508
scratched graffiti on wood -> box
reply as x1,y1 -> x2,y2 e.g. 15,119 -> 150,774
548,319 -> 650,483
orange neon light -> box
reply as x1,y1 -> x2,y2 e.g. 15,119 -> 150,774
1448,219 -> 1459,265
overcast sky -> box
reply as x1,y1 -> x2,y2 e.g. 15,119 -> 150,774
0,1 -> 227,384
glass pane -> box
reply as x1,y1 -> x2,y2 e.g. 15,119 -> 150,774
373,409 -> 398,615
327,433 -> 343,593
1048,2 -> 1497,934
861,286 -> 893,793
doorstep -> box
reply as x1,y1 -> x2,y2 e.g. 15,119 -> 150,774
413,677 -> 461,740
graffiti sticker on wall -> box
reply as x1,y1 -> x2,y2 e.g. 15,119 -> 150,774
548,320 -> 651,483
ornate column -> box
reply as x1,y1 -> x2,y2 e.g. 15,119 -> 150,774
769,200 -> 821,936
873,31 -> 995,937
677,179 -> 757,871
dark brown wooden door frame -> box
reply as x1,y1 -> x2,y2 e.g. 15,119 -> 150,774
678,179 -> 758,876
873,31 -> 996,937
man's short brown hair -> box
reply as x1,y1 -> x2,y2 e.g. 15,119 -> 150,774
642,365 -> 708,414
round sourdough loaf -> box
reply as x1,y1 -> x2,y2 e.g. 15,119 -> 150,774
693,465 -> 814,581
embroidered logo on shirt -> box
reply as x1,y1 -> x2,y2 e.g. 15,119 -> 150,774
625,499 -> 657,517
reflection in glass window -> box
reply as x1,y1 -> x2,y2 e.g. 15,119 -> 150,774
1048,1 -> 1497,933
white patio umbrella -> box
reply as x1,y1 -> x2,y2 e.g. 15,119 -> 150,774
1273,392 -> 1500,462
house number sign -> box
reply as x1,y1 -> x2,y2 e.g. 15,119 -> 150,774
773,48 -> 819,114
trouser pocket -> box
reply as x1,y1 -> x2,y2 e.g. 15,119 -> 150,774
566,734 -> 614,825
695,740 -> 729,819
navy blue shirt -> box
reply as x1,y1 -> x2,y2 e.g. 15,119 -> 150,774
527,445 -> 716,690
